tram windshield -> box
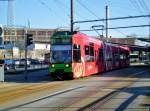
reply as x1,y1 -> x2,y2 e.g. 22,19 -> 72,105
50,50 -> 71,63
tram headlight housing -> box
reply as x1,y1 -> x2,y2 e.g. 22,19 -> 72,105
65,64 -> 69,67
51,64 -> 55,67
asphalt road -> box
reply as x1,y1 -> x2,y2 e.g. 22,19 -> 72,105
0,65 -> 150,111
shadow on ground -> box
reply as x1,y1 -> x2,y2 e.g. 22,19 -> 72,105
77,86 -> 150,111
96,65 -> 150,79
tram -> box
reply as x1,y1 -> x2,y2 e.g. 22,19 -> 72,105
49,31 -> 130,79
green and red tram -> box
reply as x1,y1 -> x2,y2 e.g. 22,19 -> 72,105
49,31 -> 130,80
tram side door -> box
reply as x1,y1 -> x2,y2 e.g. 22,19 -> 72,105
98,48 -> 104,72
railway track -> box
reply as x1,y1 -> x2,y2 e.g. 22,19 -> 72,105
2,86 -> 85,111
0,82 -> 64,105
0,67 -> 150,111
77,70 -> 150,111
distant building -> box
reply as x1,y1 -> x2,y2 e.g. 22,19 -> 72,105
1,26 -> 150,59
3,27 -> 55,46
1,26 -> 65,59
106,37 -> 150,47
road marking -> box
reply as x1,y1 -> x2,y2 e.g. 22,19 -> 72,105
1,86 -> 85,111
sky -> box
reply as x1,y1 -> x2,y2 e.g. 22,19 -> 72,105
0,0 -> 150,38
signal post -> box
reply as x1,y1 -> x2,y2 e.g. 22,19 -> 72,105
0,47 -> 4,82
0,26 -> 4,82
24,33 -> 33,80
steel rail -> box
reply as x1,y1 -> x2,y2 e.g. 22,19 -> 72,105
77,70 -> 150,111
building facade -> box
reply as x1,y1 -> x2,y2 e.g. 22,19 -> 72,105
1,27 -> 58,60
3,27 -> 55,46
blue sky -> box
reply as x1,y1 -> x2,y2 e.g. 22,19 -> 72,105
0,0 -> 150,37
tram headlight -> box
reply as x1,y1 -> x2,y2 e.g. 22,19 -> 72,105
51,64 -> 55,67
65,64 -> 69,67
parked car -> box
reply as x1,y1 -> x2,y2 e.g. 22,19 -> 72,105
28,58 -> 41,65
4,59 -> 15,71
15,59 -> 31,67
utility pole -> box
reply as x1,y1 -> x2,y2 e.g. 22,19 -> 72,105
7,0 -> 15,46
24,29 -> 28,81
27,19 -> 30,29
7,0 -> 14,27
149,15 -> 150,41
0,0 -> 15,63
70,0 -> 74,33
149,15 -> 150,61
105,5 -> 108,42
24,32 -> 33,81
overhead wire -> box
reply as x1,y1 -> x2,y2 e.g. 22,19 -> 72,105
111,0 -> 148,34
55,0 -> 89,20
76,0 -> 128,37
134,0 -> 145,13
44,0 -> 90,29
138,0 -> 148,13
137,0 -> 150,25
37,0 -> 69,27
139,0 -> 150,12
37,0 -> 51,12
51,0 -> 90,30
129,0 -> 150,31
52,0 -> 70,18
137,0 -> 150,39
129,0 -> 143,14
76,0 -> 101,19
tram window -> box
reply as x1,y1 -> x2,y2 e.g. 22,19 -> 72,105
73,44 -> 81,62
126,54 -> 129,59
85,46 -> 89,55
99,48 -> 103,58
90,47 -> 94,56
120,54 -> 124,60
114,54 -> 119,61
84,45 -> 94,62
84,46 -> 90,62
90,46 -> 94,61
123,53 -> 127,59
